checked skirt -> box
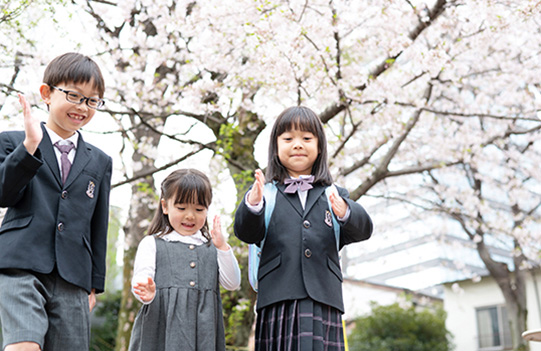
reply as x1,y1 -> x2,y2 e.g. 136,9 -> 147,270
255,298 -> 345,351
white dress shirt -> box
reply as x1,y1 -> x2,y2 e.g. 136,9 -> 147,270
44,126 -> 79,179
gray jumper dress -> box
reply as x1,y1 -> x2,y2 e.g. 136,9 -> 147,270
128,236 -> 226,351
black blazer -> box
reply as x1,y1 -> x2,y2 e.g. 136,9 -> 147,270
0,124 -> 112,293
234,183 -> 373,312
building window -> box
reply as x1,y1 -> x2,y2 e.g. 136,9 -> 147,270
476,305 -> 512,350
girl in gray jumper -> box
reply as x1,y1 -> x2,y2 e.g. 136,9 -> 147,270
128,169 -> 241,351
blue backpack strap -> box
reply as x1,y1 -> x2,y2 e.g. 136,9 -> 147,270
263,182 -> 277,231
248,182 -> 277,291
325,185 -> 341,251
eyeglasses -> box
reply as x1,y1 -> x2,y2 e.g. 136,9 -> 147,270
50,86 -> 105,110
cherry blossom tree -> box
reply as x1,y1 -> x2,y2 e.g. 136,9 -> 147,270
0,0 -> 68,116
2,0 -> 540,350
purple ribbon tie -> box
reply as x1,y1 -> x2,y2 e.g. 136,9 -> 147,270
284,176 -> 314,194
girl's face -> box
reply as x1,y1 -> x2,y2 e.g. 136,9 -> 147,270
161,198 -> 208,236
277,128 -> 319,178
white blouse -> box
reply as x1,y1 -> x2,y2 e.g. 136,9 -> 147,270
131,230 -> 241,304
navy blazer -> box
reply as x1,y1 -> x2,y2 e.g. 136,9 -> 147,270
234,183 -> 373,312
0,124 -> 112,293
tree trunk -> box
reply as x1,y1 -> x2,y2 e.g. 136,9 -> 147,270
214,116 -> 266,348
476,239 -> 529,351
114,122 -> 161,351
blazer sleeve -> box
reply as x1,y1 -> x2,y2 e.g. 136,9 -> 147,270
233,189 -> 267,244
0,133 -> 43,207
90,156 -> 113,293
336,185 -> 373,248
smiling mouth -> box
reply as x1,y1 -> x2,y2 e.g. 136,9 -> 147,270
68,113 -> 86,121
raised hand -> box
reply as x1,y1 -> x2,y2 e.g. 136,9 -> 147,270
247,169 -> 265,206
18,93 -> 43,155
329,190 -> 348,219
133,277 -> 156,303
211,215 -> 229,251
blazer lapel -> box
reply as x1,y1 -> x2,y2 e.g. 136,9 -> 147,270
64,132 -> 91,188
304,185 -> 325,216
39,124 -> 62,186
276,183 -> 303,217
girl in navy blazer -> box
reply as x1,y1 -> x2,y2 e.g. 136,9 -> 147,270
234,106 -> 373,351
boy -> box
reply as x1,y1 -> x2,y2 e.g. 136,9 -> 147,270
0,53 -> 112,351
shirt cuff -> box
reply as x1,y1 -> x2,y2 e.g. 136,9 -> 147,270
337,207 -> 351,222
245,190 -> 264,213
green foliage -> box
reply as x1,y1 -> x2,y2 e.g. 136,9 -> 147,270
216,123 -> 239,159
232,169 -> 256,198
90,290 -> 122,351
348,301 -> 453,351
221,221 -> 257,347
105,206 -> 122,292
221,285 -> 255,346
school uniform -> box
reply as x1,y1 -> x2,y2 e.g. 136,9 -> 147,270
128,234 -> 239,351
234,182 -> 372,351
0,123 -> 112,349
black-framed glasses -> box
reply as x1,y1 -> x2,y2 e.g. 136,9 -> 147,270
50,85 -> 105,110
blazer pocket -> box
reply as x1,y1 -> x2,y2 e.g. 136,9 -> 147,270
0,215 -> 33,234
258,254 -> 281,280
82,169 -> 100,179
82,235 -> 93,255
327,257 -> 343,282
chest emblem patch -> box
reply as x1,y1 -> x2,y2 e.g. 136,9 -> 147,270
86,180 -> 96,199
325,210 -> 333,227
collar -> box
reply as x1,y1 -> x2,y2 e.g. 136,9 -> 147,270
161,230 -> 207,245
44,125 -> 79,149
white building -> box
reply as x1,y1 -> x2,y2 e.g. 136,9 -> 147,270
443,270 -> 541,351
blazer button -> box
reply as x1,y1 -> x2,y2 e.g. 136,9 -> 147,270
189,245 -> 195,250
189,281 -> 196,287
57,223 -> 64,232
304,249 -> 312,258
303,220 -> 310,228
61,190 -> 68,199
190,262 -> 196,268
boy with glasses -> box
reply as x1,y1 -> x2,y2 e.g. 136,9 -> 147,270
0,52 -> 112,351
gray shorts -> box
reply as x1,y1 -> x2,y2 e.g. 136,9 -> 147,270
0,268 -> 90,350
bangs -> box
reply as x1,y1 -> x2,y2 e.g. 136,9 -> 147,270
171,177 -> 211,208
274,107 -> 321,136
43,53 -> 105,97
57,64 -> 104,97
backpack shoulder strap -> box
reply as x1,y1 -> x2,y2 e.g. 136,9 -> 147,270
248,182 -> 277,292
325,185 -> 341,251
263,182 -> 277,231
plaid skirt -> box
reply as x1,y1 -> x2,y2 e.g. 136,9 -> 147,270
255,298 -> 345,351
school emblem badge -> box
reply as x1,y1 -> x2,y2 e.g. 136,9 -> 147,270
86,181 -> 95,199
325,210 -> 333,227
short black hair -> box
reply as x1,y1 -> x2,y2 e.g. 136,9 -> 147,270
43,53 -> 105,98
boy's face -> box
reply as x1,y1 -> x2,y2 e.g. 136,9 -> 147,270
40,80 -> 100,139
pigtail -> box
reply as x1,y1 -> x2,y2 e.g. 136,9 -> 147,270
148,185 -> 174,237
